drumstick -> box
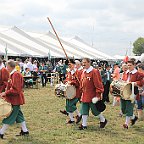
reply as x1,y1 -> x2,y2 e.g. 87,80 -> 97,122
47,17 -> 69,60
47,17 -> 80,84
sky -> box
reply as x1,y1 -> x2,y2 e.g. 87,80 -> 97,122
0,0 -> 144,56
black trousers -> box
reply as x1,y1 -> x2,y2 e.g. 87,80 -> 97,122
103,80 -> 110,102
59,73 -> 66,82
41,74 -> 47,87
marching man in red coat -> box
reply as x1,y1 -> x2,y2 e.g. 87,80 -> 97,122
79,58 -> 107,130
64,59 -> 82,124
121,59 -> 144,129
0,58 -> 9,93
0,60 -> 29,139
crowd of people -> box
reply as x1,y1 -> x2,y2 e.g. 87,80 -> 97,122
57,57 -> 144,130
0,55 -> 144,139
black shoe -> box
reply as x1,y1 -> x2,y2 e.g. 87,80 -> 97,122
0,134 -> 4,139
60,110 -> 68,116
100,119 -> 107,128
118,113 -> 123,117
131,116 -> 138,126
76,115 -> 82,124
66,120 -> 75,124
123,124 -> 128,129
16,130 -> 29,136
79,124 -> 87,130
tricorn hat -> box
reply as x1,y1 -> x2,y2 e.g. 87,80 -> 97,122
65,59 -> 75,65
95,100 -> 106,112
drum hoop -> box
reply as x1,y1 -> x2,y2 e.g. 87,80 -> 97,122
0,99 -> 12,118
122,83 -> 132,100
111,81 -> 132,100
65,85 -> 76,99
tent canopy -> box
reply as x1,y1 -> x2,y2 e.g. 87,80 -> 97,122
0,25 -> 115,60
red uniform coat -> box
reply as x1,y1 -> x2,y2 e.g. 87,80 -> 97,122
5,71 -> 25,105
0,67 -> 9,93
122,70 -> 144,86
81,67 -> 104,103
122,69 -> 144,100
64,69 -> 81,98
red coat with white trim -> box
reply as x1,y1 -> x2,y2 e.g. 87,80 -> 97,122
122,70 -> 144,100
122,71 -> 144,86
64,69 -> 81,98
80,68 -> 104,103
5,71 -> 25,105
0,67 -> 9,93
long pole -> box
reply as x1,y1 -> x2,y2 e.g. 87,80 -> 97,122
47,17 -> 68,59
47,17 -> 81,84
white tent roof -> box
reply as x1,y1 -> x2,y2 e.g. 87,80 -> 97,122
27,31 -> 94,59
64,36 -> 115,60
0,25 -> 115,60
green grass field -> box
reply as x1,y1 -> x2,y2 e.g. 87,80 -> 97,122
1,85 -> 144,144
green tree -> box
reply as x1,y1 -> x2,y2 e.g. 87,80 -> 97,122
133,37 -> 144,55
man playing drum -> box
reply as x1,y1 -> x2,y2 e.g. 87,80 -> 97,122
121,59 -> 144,129
0,60 -> 29,139
0,58 -> 9,93
137,64 -> 144,120
63,59 -> 82,124
74,60 -> 83,123
79,58 -> 107,130
111,62 -> 120,106
118,63 -> 128,117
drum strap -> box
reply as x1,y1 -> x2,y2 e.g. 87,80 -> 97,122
130,82 -> 136,103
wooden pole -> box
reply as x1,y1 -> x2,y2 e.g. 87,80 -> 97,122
47,17 -> 68,59
47,17 -> 81,84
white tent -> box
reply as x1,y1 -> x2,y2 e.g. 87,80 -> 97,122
26,31 -> 94,59
0,25 -> 115,60
64,36 -> 115,60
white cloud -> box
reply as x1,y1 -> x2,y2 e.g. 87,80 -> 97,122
0,0 -> 144,56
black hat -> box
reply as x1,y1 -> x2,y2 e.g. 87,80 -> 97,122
98,63 -> 101,67
114,62 -> 119,65
137,63 -> 144,70
95,100 -> 106,112
136,60 -> 141,65
65,59 -> 75,65
105,64 -> 110,68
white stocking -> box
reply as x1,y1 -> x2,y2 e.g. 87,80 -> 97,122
0,124 -> 9,134
68,113 -> 75,121
82,115 -> 88,127
21,121 -> 28,132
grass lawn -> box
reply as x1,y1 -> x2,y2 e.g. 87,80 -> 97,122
1,85 -> 144,144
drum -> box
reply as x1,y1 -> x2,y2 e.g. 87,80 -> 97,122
111,81 -> 132,100
55,84 -> 66,97
0,98 -> 12,118
64,85 -> 76,100
55,83 -> 76,99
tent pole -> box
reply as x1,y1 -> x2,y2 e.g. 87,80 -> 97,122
47,17 -> 69,60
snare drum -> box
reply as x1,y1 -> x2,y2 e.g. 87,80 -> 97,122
64,84 -> 76,100
111,81 -> 132,100
0,98 -> 12,118
55,83 -> 76,99
55,84 -> 66,97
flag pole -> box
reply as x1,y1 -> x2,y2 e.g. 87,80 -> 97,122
47,17 -> 68,60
